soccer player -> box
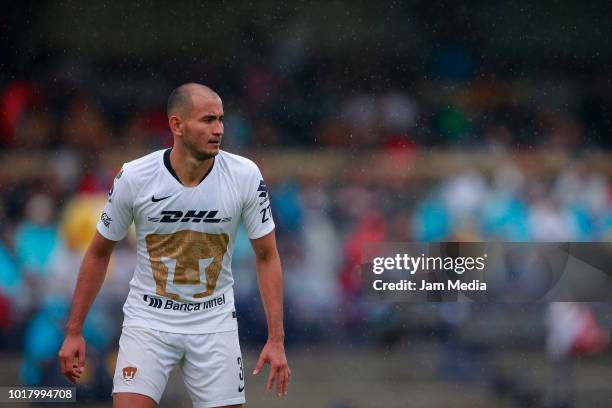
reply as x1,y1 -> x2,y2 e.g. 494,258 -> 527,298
58,83 -> 290,408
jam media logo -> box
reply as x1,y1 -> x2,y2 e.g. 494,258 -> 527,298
147,210 -> 232,223
362,242 -> 612,302
122,366 -> 138,384
100,212 -> 112,228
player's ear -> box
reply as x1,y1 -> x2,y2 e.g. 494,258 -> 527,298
169,115 -> 182,136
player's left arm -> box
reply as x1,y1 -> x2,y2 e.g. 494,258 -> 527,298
251,230 -> 291,397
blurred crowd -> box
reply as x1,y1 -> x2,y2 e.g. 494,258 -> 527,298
1,74 -> 612,395
0,55 -> 611,405
0,49 -> 611,408
0,10 -> 611,401
1,3 -> 611,406
1,63 -> 611,153
0,139 -> 610,390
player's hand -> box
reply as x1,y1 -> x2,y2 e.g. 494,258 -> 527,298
253,339 -> 291,396
58,332 -> 86,384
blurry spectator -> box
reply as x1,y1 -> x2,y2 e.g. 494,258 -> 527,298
270,180 -> 304,235
75,157 -> 115,195
59,194 -> 108,253
341,93 -> 379,146
527,182 -> 578,242
0,81 -> 37,146
339,212 -> 387,297
543,113 -> 585,151
60,93 -> 112,152
0,242 -> 23,322
545,303 -> 609,407
14,110 -> 54,148
432,105 -> 471,144
49,149 -> 84,192
251,120 -> 281,147
338,212 -> 388,344
547,303 -> 609,360
412,195 -> 451,241
20,294 -> 115,393
480,164 -> 529,240
554,165 -> 610,218
483,123 -> 514,152
285,181 -> 341,336
15,194 -> 59,278
441,169 -> 487,221
316,117 -> 351,147
222,104 -> 253,151
119,108 -> 171,151
0,291 -> 10,333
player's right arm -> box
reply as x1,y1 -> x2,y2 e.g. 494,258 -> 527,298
59,165 -> 134,384
58,232 -> 117,383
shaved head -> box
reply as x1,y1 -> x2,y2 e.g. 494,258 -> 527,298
167,83 -> 220,118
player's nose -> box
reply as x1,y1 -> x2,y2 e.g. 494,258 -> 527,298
212,120 -> 223,135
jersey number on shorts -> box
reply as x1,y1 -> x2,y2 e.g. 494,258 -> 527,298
145,230 -> 230,301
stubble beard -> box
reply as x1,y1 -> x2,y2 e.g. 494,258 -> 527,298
183,136 -> 219,162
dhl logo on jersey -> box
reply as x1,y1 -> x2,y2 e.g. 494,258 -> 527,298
148,210 -> 232,223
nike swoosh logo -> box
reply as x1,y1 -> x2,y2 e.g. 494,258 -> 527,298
238,385 -> 244,392
151,195 -> 172,202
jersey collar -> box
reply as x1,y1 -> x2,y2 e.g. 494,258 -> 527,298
163,148 -> 215,186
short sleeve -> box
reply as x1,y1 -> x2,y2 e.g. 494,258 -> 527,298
96,166 -> 134,241
241,164 -> 275,240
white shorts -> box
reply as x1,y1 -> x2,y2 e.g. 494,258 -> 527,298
112,326 -> 245,407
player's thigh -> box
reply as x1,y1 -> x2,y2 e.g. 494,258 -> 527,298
113,392 -> 157,408
180,330 -> 245,408
112,327 -> 183,405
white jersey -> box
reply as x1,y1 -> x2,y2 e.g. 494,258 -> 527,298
96,149 -> 274,334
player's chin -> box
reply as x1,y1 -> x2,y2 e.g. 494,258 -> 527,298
205,144 -> 220,156
195,145 -> 219,160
